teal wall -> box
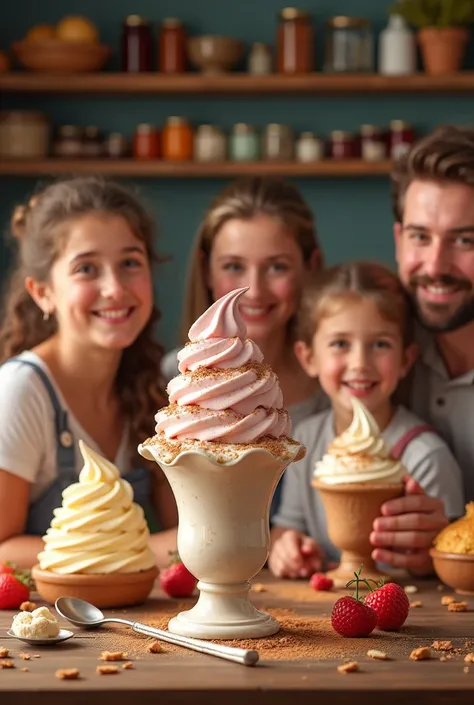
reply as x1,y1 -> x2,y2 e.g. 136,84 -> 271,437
2,0 -> 474,349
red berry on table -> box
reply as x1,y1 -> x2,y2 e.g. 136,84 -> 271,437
0,573 -> 30,609
365,582 -> 410,631
331,596 -> 378,637
309,572 -> 333,591
160,552 -> 197,598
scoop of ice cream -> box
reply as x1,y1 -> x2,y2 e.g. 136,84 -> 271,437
154,287 -> 291,443
314,398 -> 405,485
11,606 -> 59,639
37,440 -> 156,575
434,503 -> 474,554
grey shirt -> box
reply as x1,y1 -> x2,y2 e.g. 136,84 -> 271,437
410,326 -> 474,503
272,405 -> 465,564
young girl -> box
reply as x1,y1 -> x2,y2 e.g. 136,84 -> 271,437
269,261 -> 464,579
0,176 -> 178,569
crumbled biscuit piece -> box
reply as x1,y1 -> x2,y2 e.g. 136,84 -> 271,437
122,662 -> 134,670
404,585 -> 418,594
466,641 -> 473,648
441,595 -> 455,605
19,653 -> 31,660
437,584 -> 445,592
337,661 -> 358,673
20,667 -> 29,672
367,650 -> 389,660
432,641 -> 453,651
0,648 -> 9,658
56,668 -> 80,680
20,601 -> 37,612
147,640 -> 163,653
251,583 -> 267,592
0,660 -> 14,669
448,601 -> 468,612
410,647 -> 431,661
32,654 -> 41,659
410,601 -> 423,608
465,653 -> 474,663
464,666 -> 470,674
440,656 -> 448,662
96,665 -> 120,675
100,651 -> 128,661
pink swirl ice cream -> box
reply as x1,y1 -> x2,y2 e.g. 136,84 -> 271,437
139,287 -> 302,463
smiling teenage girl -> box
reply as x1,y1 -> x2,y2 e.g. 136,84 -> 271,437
0,176 -> 177,568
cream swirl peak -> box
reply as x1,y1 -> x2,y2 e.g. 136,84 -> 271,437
314,398 -> 405,485
37,441 -> 156,575
151,287 -> 292,448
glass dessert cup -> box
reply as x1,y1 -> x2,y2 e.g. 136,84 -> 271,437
139,443 -> 304,639
313,479 -> 404,589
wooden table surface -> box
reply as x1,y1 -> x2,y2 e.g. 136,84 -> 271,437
0,571 -> 473,705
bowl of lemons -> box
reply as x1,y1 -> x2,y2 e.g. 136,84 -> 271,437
12,15 -> 111,72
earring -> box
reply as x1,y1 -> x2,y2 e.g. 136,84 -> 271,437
43,310 -> 50,322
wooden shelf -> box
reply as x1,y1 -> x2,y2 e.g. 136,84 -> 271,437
0,159 -> 392,178
1,71 -> 474,94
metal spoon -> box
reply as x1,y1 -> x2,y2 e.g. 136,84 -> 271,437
7,628 -> 74,646
55,597 -> 259,667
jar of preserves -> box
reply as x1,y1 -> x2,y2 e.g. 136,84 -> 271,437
324,16 -> 373,72
390,120 -> 415,161
295,132 -> 324,162
277,7 -> 313,74
121,15 -> 153,72
360,124 -> 387,162
82,125 -> 104,158
54,125 -> 83,158
133,124 -> 160,159
329,130 -> 356,160
194,125 -> 227,163
162,116 -> 193,160
248,42 -> 273,75
262,123 -> 294,160
158,18 -> 186,73
107,132 -> 129,158
0,111 -> 50,159
230,123 -> 260,161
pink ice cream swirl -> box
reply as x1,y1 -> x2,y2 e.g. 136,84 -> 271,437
156,288 -> 292,443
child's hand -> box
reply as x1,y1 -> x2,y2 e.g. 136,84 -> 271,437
369,475 -> 448,576
268,529 -> 323,579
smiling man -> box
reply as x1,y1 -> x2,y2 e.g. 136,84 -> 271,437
370,125 -> 474,574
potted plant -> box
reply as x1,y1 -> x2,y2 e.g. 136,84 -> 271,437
390,0 -> 474,74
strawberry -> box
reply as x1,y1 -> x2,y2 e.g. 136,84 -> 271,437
0,573 -> 30,609
364,581 -> 410,631
160,552 -> 197,598
0,562 -> 15,575
309,572 -> 333,591
330,565 -> 377,637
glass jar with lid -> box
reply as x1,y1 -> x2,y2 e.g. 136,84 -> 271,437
277,7 -> 314,74
121,15 -> 153,72
360,124 -> 387,162
82,125 -> 104,158
248,42 -> 273,75
389,120 -> 415,161
0,111 -> 50,159
262,123 -> 294,160
329,130 -> 356,160
133,124 -> 160,159
295,132 -> 324,162
162,116 -> 193,161
230,124 -> 260,161
324,16 -> 373,72
158,18 -> 186,73
54,125 -> 83,158
194,125 -> 227,162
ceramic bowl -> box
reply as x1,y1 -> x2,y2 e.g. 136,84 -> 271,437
12,40 -> 111,73
187,35 -> 243,74
31,565 -> 159,607
429,549 -> 474,595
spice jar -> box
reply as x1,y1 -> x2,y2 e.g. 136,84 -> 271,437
194,125 -> 226,163
262,123 -> 294,160
53,125 -> 83,158
329,130 -> 356,160
277,8 -> 314,74
295,132 -> 323,162
230,123 -> 260,161
121,15 -> 153,72
359,124 -> 387,162
0,111 -> 50,159
82,125 -> 103,158
389,120 -> 415,161
133,124 -> 160,159
162,116 -> 193,160
324,16 -> 373,72
158,18 -> 186,73
248,43 -> 273,75
107,132 -> 129,158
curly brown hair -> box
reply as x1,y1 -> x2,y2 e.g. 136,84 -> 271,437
390,124 -> 474,222
0,175 -> 166,467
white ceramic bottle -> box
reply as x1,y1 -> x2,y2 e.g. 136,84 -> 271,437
378,14 -> 416,76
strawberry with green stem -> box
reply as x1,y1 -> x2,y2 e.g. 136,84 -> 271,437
331,566 -> 378,637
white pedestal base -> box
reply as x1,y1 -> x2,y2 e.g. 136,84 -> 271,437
168,580 -> 280,639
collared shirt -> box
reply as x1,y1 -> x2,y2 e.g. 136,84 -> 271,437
410,325 -> 474,504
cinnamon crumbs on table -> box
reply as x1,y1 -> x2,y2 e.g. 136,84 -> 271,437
465,653 -> 474,663
96,665 -> 120,675
337,661 -> 358,673
448,601 -> 468,612
56,669 -> 80,680
0,648 -> 9,658
410,601 -> 423,608
122,662 -> 134,669
410,647 -> 431,661
20,601 -> 37,612
0,660 -> 14,668
441,595 -> 455,605
19,653 -> 31,660
432,641 -> 453,651
100,650 -> 128,661
147,640 -> 163,653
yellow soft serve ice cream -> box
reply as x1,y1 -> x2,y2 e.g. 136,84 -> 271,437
314,397 -> 405,486
37,440 -> 156,575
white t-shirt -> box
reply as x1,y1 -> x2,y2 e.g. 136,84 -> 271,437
0,351 -> 130,502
